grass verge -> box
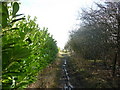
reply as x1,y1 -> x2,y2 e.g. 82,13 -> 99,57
68,54 -> 120,88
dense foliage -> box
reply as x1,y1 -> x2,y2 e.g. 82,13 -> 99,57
1,2 -> 58,89
65,2 -> 120,77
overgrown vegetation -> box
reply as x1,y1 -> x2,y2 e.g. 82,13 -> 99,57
27,53 -> 61,88
1,2 -> 58,89
69,55 -> 119,88
65,2 -> 120,88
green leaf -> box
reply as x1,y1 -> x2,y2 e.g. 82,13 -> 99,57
6,61 -> 21,71
3,72 -> 23,77
2,28 -> 19,33
12,2 -> 19,17
15,81 -> 29,88
9,28 -> 19,31
12,46 -> 31,59
1,3 -> 9,28
2,14 -> 7,28
2,3 -> 9,17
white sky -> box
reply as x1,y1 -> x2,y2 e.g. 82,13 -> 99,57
19,0 -> 101,49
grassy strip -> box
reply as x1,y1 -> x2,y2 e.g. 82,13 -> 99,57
69,54 -> 119,88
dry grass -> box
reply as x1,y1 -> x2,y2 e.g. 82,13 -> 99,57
70,54 -> 120,88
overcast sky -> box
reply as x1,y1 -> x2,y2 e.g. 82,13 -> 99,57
19,0 -> 102,49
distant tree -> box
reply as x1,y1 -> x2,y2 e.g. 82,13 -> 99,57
66,2 -> 120,76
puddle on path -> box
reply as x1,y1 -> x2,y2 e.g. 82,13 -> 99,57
61,57 -> 74,89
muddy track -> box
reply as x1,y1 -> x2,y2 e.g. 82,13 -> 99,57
60,53 -> 74,89
28,53 -> 82,88
59,53 -> 86,88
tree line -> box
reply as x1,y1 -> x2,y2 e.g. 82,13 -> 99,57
65,2 -> 120,77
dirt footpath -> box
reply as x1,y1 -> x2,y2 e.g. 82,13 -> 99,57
58,53 -> 74,89
27,52 -> 82,88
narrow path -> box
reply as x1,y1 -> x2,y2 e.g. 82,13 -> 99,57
27,52 -> 75,88
60,53 -> 74,89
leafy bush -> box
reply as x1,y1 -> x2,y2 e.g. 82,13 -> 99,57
1,2 -> 58,89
